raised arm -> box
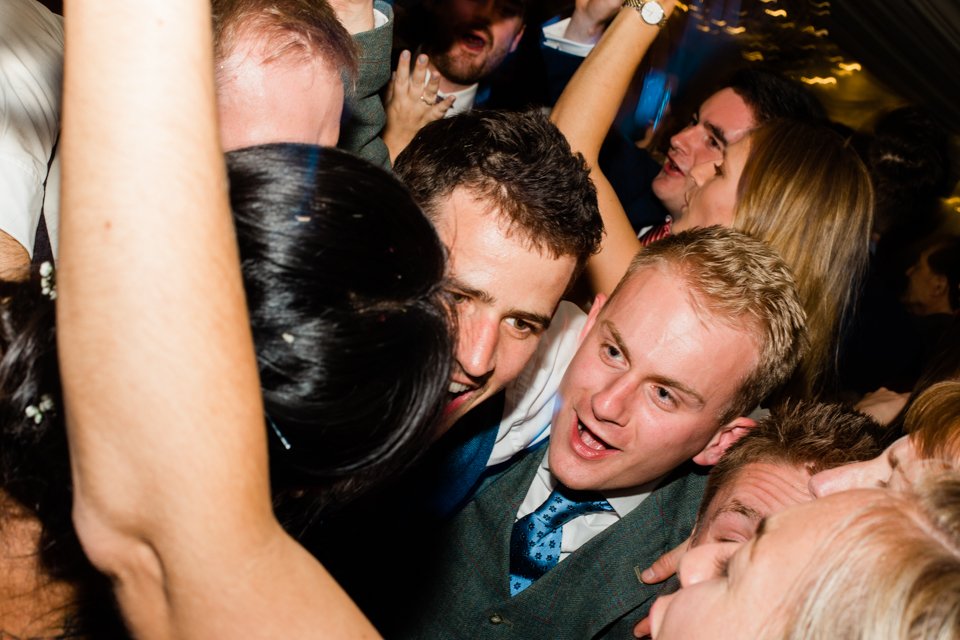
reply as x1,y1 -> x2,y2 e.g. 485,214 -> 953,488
550,0 -> 676,295
58,1 -> 375,637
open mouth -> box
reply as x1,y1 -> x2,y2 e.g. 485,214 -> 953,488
444,380 -> 476,418
459,31 -> 488,52
571,420 -> 619,459
662,154 -> 684,177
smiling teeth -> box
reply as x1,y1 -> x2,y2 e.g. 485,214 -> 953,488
449,381 -> 470,394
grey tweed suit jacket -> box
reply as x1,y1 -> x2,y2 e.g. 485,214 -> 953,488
395,447 -> 706,640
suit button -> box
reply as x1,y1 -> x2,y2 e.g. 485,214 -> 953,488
489,614 -> 504,625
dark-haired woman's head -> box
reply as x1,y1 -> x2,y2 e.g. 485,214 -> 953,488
226,144 -> 453,511
0,268 -> 126,637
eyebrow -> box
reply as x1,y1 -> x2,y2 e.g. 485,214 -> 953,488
601,321 -> 706,407
704,121 -> 729,148
602,320 -> 632,362
447,277 -> 494,305
448,277 -> 553,329
715,499 -> 763,524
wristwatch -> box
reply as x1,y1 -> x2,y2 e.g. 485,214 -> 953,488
622,0 -> 668,28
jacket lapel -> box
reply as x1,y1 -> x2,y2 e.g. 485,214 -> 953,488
510,466 -> 706,637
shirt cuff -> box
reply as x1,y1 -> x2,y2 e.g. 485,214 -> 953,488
542,17 -> 596,58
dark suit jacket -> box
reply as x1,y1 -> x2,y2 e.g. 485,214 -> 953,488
394,447 -> 706,639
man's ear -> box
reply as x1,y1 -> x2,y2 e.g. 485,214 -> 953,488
509,25 -> 525,53
578,293 -> 607,341
692,416 -> 757,467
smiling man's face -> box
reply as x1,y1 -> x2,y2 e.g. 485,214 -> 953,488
434,187 -> 575,437
652,88 -> 755,217
548,264 -> 759,491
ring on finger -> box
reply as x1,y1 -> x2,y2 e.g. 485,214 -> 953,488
420,94 -> 435,105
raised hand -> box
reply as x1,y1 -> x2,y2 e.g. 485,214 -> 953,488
383,51 -> 455,163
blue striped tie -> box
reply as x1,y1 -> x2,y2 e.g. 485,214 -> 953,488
509,485 -> 613,595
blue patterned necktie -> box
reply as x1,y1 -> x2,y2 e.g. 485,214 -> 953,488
508,485 -> 613,595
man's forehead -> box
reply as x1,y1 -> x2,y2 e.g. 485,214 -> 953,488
719,462 -> 813,513
699,88 -> 755,146
435,188 -> 544,253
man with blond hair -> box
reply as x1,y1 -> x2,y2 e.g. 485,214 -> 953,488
384,226 -> 807,638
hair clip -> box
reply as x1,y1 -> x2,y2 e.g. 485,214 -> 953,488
25,394 -> 55,424
266,413 -> 292,451
40,261 -> 57,300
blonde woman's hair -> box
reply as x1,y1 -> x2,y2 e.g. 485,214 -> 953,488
777,471 -> 960,639
735,119 -> 873,399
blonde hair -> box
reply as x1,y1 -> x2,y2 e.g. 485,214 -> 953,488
619,226 -> 807,423
778,471 -> 960,639
734,120 -> 873,398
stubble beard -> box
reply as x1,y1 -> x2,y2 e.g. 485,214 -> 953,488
431,47 -> 491,87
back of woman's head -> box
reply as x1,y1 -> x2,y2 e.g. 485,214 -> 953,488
735,119 -> 874,398
783,471 -> 960,640
225,144 -> 453,508
0,269 -> 126,637
0,272 -> 68,555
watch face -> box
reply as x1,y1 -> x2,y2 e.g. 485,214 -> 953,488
640,1 -> 664,24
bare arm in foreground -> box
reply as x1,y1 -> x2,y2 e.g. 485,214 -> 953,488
58,1 -> 377,637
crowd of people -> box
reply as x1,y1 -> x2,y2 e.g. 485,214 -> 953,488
1,0 -> 958,637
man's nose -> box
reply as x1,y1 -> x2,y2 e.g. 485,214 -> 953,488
591,374 -> 638,427
669,125 -> 697,160
456,310 -> 498,380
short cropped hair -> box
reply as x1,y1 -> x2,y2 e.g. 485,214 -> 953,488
212,0 -> 358,84
394,109 -> 603,273
616,227 -> 807,422
727,68 -> 826,125
227,144 -> 453,509
693,401 -> 883,539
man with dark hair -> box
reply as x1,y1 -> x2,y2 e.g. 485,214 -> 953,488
394,0 -> 527,116
648,68 -> 826,223
389,227 -> 806,639
395,109 -> 603,441
311,108 -> 603,629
